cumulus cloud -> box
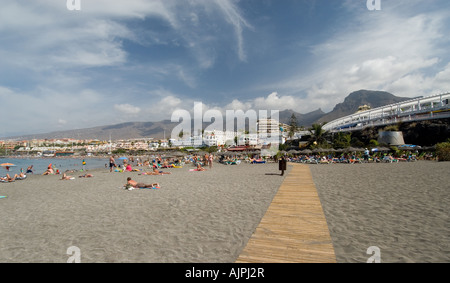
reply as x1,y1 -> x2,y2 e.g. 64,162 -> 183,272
262,1 -> 450,112
114,104 -> 141,115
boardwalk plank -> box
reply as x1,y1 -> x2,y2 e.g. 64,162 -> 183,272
235,163 -> 336,263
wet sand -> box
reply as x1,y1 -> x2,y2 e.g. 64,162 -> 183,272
0,162 -> 288,263
309,161 -> 450,263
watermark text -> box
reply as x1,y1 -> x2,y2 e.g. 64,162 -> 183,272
67,0 -> 81,11
67,246 -> 81,263
367,0 -> 381,11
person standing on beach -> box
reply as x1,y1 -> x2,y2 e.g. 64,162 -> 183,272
364,148 -> 370,163
208,154 -> 214,169
82,159 -> 86,171
109,156 -> 116,172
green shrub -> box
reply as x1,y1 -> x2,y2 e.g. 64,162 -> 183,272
436,142 -> 450,161
369,139 -> 379,147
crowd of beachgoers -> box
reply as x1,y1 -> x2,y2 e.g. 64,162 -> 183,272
285,151 -> 430,164
0,148 -> 438,188
1,148 -> 448,263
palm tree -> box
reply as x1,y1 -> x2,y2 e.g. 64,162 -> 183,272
288,113 -> 298,139
309,123 -> 327,146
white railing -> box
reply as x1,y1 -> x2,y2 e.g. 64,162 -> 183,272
323,92 -> 450,132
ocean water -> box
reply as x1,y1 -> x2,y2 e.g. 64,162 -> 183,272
0,157 -> 109,175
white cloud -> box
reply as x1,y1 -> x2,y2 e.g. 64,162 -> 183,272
262,1 -> 450,111
114,104 -> 141,115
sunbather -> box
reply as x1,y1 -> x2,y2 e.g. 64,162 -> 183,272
142,168 -> 172,175
43,164 -> 54,175
61,173 -> 74,180
79,174 -> 94,178
125,177 -> 159,189
196,163 -> 207,171
15,172 -> 27,180
1,174 -> 17,182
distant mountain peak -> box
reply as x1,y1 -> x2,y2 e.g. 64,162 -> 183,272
318,90 -> 412,124
4,90 -> 413,140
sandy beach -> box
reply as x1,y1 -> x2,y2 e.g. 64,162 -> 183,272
1,160 -> 449,263
0,162 -> 288,263
310,161 -> 450,263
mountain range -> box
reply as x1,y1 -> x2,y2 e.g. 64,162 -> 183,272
6,90 -> 414,141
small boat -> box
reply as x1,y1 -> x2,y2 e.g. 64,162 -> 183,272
42,150 -> 56,157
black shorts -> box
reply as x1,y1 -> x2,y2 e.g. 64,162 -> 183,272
109,162 -> 115,168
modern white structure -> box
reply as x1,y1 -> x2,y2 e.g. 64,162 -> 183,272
257,118 -> 281,145
323,92 -> 450,133
237,134 -> 259,146
203,131 -> 237,147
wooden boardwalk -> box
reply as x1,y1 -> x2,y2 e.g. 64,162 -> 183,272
236,163 -> 336,263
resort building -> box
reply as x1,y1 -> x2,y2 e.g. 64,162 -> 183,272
257,118 -> 281,145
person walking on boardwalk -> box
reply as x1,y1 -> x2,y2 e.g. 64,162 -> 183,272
279,155 -> 287,176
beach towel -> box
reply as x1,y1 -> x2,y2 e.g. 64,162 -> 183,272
0,196 -> 6,199
121,186 -> 159,190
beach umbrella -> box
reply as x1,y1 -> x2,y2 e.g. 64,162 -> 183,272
118,157 -> 128,160
0,163 -> 16,167
301,149 -> 313,154
0,163 -> 16,171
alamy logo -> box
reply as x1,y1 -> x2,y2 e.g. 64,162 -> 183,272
367,246 -> 381,263
67,0 -> 81,11
67,246 -> 81,263
171,102 -> 280,146
367,0 -> 381,10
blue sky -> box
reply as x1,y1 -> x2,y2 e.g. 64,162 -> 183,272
1,0 -> 450,137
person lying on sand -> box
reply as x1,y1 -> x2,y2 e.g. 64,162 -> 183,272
15,172 -> 27,180
140,168 -> 172,175
1,174 -> 18,182
196,163 -> 207,171
79,174 -> 94,178
125,177 -> 159,189
61,173 -> 75,180
154,168 -> 172,175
